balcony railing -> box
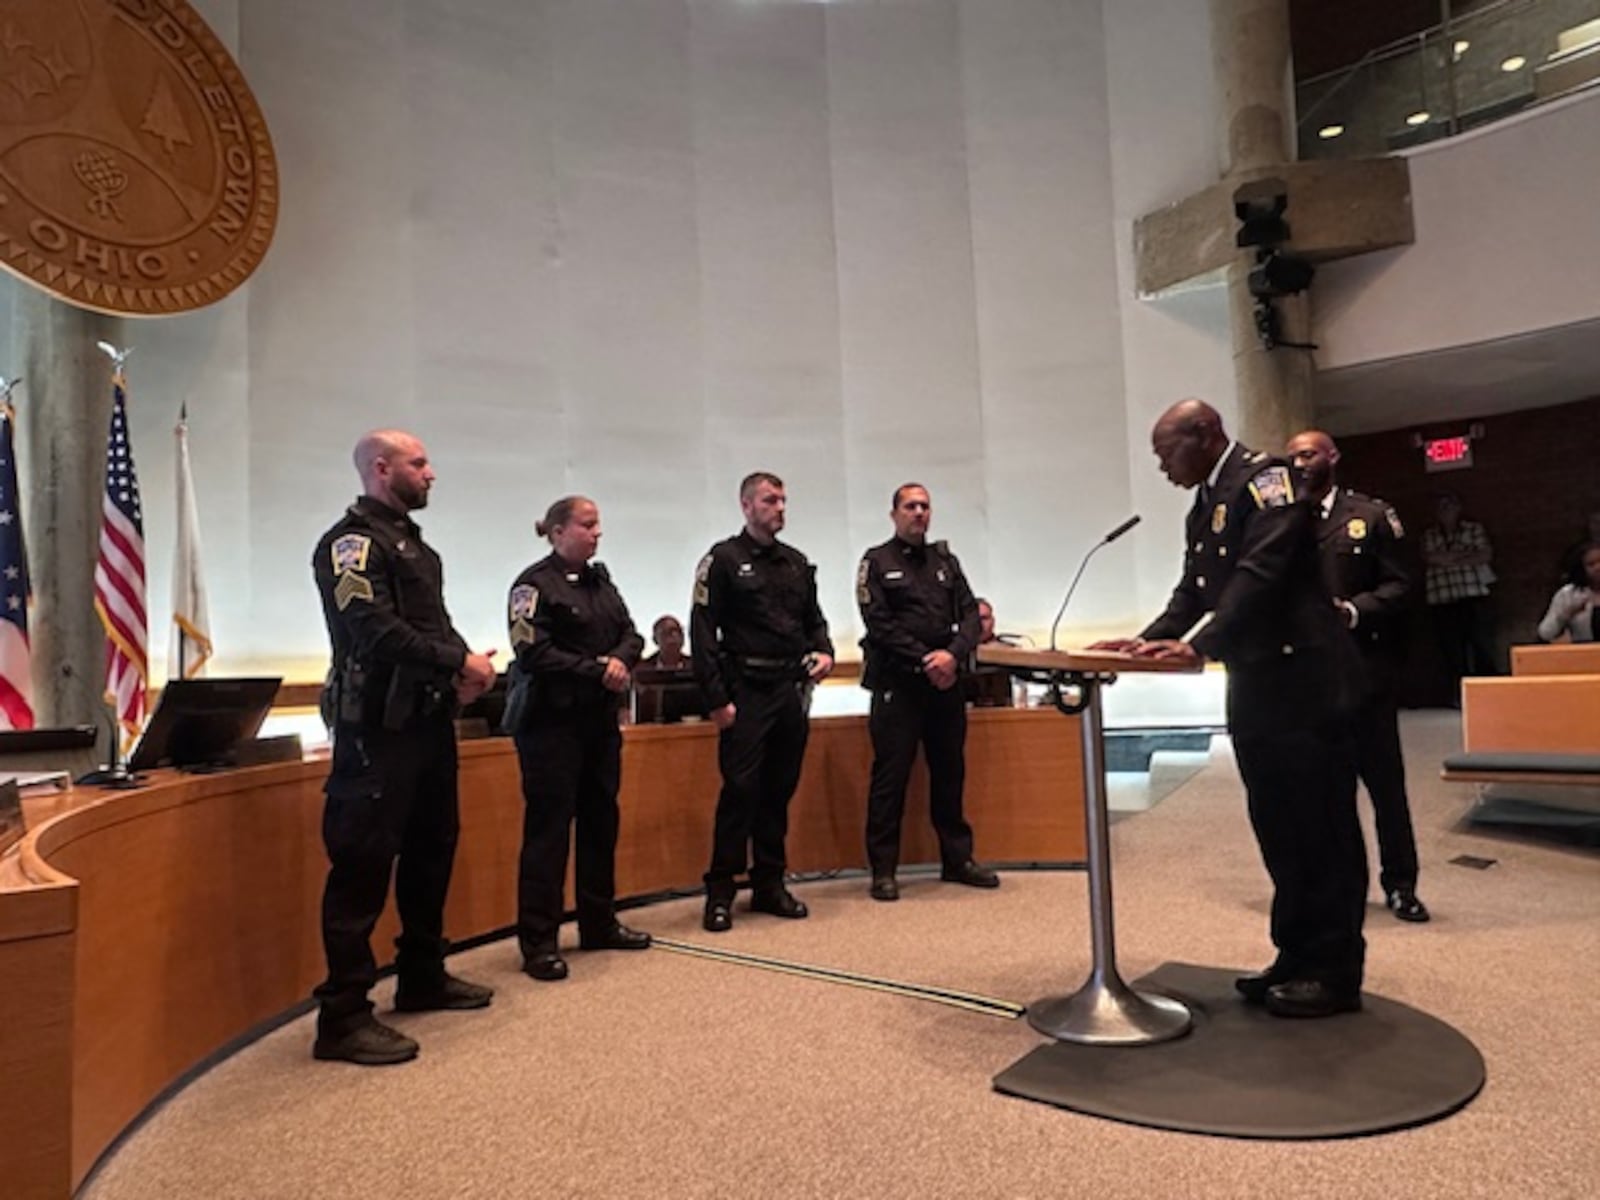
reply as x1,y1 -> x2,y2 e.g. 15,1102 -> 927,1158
1297,0 -> 1600,160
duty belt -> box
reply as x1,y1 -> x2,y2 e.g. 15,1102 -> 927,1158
738,655 -> 799,671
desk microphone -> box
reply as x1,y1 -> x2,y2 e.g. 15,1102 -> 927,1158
1048,515 -> 1141,651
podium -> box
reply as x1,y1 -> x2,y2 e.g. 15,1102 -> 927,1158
977,645 -> 1202,1046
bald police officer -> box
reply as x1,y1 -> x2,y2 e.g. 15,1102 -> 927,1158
311,430 -> 497,1065
858,483 -> 998,900
693,472 -> 834,932
1093,400 -> 1367,1019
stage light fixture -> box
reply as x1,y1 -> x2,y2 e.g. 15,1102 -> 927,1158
1318,124 -> 1345,139
1501,55 -> 1526,71
1406,111 -> 1431,126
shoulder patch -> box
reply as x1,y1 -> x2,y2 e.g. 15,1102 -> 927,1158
693,552 -> 713,607
1382,506 -> 1404,539
1246,465 -> 1295,510
331,533 -> 371,576
856,557 -> 871,606
510,584 -> 539,620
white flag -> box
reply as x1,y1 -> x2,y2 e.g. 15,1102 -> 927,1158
169,407 -> 212,680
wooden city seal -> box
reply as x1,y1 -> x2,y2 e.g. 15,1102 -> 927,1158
0,0 -> 278,316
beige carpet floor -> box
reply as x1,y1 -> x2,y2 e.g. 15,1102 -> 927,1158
83,713 -> 1600,1200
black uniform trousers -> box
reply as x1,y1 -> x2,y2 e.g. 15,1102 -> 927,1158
1227,652 -> 1368,991
513,704 -> 622,957
315,717 -> 459,1032
865,678 -> 974,874
705,677 -> 809,898
1352,684 -> 1420,895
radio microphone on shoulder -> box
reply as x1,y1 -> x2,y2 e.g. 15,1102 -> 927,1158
1048,515 -> 1141,651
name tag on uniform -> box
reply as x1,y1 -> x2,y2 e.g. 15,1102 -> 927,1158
885,570 -> 904,581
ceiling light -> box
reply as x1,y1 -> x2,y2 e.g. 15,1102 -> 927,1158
1318,124 -> 1345,139
1405,111 -> 1430,126
1501,55 -> 1526,71
1454,39 -> 1470,56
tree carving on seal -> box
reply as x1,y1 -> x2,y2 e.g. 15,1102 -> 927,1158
0,0 -> 278,316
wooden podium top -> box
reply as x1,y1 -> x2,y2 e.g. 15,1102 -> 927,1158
976,645 -> 1204,675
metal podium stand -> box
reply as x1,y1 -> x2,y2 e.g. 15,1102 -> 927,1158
977,645 -> 1201,1046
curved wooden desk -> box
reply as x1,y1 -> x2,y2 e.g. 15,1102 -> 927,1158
0,710 -> 1082,1199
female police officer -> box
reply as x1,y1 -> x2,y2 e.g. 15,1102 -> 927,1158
507,496 -> 650,981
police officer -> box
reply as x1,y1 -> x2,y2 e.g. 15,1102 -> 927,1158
858,483 -> 998,900
507,495 -> 651,982
311,429 -> 497,1066
1092,399 -> 1367,1019
1287,430 -> 1429,923
693,472 -> 834,932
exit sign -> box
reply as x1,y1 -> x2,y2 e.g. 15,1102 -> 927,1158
1423,435 -> 1474,472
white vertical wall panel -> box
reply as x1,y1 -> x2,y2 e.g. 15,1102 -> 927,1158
237,0 -> 419,664
689,2 -> 851,640
399,0 -> 566,649
541,0 -> 707,645
1103,0 -> 1235,622
826,0 -> 989,608
960,0 -> 1132,638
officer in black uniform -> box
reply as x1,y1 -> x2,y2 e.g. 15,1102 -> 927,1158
507,495 -> 651,982
1093,399 -> 1367,1019
311,429 -> 497,1066
857,483 -> 998,900
1288,429 -> 1429,923
692,471 -> 834,932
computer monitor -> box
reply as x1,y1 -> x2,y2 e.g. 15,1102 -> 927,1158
632,670 -> 710,724
128,677 -> 283,772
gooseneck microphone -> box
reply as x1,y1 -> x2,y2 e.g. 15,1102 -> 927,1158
1048,515 -> 1141,651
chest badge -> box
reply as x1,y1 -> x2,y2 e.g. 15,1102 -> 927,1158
936,568 -> 948,583
1211,503 -> 1227,534
737,562 -> 754,576
1347,518 -> 1367,541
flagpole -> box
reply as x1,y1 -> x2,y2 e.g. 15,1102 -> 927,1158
78,344 -> 145,788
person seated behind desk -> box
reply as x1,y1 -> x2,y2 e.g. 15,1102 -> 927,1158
1537,541 -> 1600,643
965,597 -> 1022,707
639,614 -> 693,672
634,615 -> 709,723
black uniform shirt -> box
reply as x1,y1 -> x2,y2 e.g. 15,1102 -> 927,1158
691,530 -> 834,710
856,536 -> 981,682
508,555 -> 643,704
313,497 -> 468,720
1141,443 -> 1343,666
1318,488 -> 1412,648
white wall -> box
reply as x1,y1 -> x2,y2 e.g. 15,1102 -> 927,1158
29,0 -> 1225,681
1314,86 -> 1600,371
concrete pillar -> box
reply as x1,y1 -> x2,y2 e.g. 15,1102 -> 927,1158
1212,0 -> 1295,177
1211,0 -> 1312,453
10,282 -> 123,742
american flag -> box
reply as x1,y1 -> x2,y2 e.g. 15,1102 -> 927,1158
0,395 -> 32,730
93,372 -> 148,746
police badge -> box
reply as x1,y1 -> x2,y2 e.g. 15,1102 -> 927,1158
1348,518 -> 1367,541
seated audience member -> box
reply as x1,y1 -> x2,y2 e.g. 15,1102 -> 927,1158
640,615 -> 692,672
1558,511 -> 1600,587
634,614 -> 708,723
965,597 -> 1018,707
1537,542 -> 1600,644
